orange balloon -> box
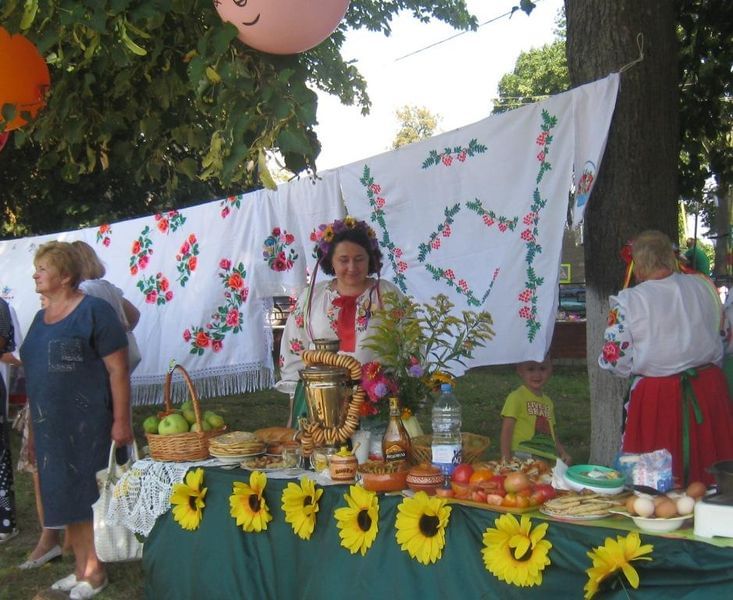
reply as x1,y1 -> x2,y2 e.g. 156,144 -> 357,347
0,27 -> 51,132
215,0 -> 350,55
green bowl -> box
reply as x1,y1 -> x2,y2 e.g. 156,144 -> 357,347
565,464 -> 624,489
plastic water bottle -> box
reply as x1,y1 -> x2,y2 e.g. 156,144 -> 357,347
431,383 -> 462,477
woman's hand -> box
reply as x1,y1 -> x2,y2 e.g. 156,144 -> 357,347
111,417 -> 134,447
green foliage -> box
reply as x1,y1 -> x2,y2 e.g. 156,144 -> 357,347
0,1 -> 477,236
492,40 -> 569,114
391,105 -> 440,149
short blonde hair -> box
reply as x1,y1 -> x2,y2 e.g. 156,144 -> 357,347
34,241 -> 82,289
632,230 -> 677,279
71,240 -> 106,280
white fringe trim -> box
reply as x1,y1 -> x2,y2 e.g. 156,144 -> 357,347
130,364 -> 274,406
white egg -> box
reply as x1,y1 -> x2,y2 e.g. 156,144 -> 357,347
676,495 -> 696,516
633,496 -> 655,518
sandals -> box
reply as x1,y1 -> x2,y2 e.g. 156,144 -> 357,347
18,544 -> 63,569
70,578 -> 109,599
0,528 -> 19,544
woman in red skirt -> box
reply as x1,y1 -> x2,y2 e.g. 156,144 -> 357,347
599,230 -> 733,486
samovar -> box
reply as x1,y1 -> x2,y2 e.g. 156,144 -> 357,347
299,339 -> 351,432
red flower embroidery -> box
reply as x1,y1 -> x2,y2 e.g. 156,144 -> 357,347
602,341 -> 621,363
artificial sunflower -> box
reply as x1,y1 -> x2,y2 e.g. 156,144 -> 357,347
584,532 -> 653,599
334,485 -> 380,556
170,468 -> 207,531
395,491 -> 451,565
481,513 -> 552,587
281,477 -> 323,540
229,471 -> 272,532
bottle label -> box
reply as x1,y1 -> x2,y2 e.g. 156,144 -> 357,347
384,443 -> 407,462
432,444 -> 462,472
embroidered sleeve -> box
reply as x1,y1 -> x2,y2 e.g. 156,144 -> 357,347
278,295 -> 309,385
598,296 -> 633,377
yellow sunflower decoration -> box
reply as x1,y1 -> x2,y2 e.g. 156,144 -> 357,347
334,485 -> 380,556
394,491 -> 451,565
584,532 -> 653,599
229,471 -> 272,532
481,513 -> 552,587
170,468 -> 207,531
281,477 -> 323,540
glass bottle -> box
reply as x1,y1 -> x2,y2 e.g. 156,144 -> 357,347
382,396 -> 411,464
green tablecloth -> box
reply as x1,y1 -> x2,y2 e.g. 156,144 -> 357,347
143,468 -> 733,599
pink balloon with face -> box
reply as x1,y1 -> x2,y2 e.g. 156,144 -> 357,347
214,0 -> 350,55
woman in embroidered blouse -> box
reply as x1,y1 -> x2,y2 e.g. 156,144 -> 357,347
598,230 -> 733,486
276,217 -> 403,425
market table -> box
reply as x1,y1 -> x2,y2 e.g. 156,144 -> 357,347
142,467 -> 733,599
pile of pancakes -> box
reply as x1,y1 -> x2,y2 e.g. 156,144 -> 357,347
209,431 -> 265,458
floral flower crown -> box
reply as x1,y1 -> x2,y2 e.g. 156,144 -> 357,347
310,215 -> 379,258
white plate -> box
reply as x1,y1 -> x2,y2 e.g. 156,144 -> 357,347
539,506 -> 610,521
608,510 -> 691,532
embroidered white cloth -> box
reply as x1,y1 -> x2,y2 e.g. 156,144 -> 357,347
0,172 -> 345,404
339,74 -> 619,367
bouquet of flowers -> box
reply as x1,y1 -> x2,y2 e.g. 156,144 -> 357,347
360,292 -> 495,419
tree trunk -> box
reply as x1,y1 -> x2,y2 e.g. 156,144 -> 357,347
565,1 -> 679,465
712,180 -> 731,278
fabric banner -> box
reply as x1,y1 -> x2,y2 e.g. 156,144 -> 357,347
340,74 -> 619,368
0,74 -> 618,397
0,172 -> 345,405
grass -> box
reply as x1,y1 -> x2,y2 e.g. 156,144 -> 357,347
0,364 -> 590,600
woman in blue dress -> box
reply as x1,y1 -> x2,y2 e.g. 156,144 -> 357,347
20,241 -> 132,599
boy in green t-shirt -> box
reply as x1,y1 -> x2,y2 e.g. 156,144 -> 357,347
500,357 -> 572,464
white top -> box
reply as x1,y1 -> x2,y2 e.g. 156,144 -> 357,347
79,279 -> 129,330
598,272 -> 724,377
275,278 -> 403,395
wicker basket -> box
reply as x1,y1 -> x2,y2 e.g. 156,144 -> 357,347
409,432 -> 490,465
146,364 -> 226,461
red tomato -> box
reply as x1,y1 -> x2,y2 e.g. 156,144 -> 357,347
517,487 -> 533,498
450,481 -> 471,499
534,483 -> 557,502
451,463 -> 474,484
528,492 -> 544,507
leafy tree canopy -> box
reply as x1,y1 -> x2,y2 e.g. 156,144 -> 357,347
391,105 -> 440,149
0,0 -> 477,236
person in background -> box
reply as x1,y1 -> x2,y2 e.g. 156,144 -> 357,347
20,241 -> 132,599
276,216 -> 403,426
500,356 -> 572,465
72,240 -> 141,373
0,297 -> 18,543
683,236 -> 711,276
599,230 -> 733,486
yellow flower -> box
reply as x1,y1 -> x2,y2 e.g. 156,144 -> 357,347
584,532 -> 653,599
481,513 -> 552,587
281,477 -> 323,540
170,468 -> 207,531
334,485 -> 380,556
395,491 -> 451,565
229,471 -> 272,532
322,225 -> 335,242
343,216 -> 357,228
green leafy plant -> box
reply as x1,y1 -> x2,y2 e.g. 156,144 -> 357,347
361,292 -> 495,417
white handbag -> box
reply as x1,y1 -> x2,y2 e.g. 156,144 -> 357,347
93,441 -> 144,562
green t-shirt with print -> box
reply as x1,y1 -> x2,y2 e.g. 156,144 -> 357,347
501,385 -> 556,452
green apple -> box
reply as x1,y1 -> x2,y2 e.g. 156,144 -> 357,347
181,400 -> 194,412
143,415 -> 161,434
158,413 -> 190,435
205,413 -> 225,429
190,420 -> 212,432
182,407 -> 197,425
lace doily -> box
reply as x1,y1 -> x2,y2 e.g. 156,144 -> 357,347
108,458 -> 219,537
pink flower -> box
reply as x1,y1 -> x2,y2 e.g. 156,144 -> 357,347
431,239 -> 441,249
159,277 -> 170,292
370,183 -> 381,194
444,269 -> 455,280
221,207 -> 230,218
285,233 -> 295,244
537,151 -> 546,162
457,150 -> 467,161
219,258 -> 232,270
376,197 -> 385,209
165,291 -> 173,301
482,215 -> 494,226
602,341 -> 621,363
226,308 -> 239,326
212,340 -> 223,353
521,229 -> 534,242
188,234 -> 196,244
157,219 -> 169,233
272,227 -> 281,236
132,240 -> 142,254
183,329 -> 191,342
130,265 -> 138,276
138,255 -> 149,269
441,155 -> 453,166
442,225 -> 451,237
498,223 -> 507,232
180,241 -> 190,255
103,238 -> 111,247
398,261 -> 408,273
273,256 -> 288,271
188,256 -> 197,271
146,291 -> 158,304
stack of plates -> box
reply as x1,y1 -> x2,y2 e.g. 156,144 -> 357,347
209,431 -> 265,463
